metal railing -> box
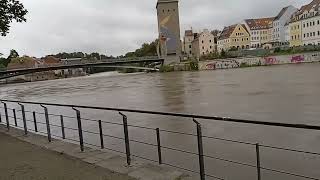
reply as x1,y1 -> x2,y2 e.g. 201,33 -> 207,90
0,99 -> 319,180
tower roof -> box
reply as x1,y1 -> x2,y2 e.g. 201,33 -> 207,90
157,0 -> 179,8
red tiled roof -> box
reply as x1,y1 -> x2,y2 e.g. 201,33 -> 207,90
291,0 -> 320,21
245,17 -> 274,30
218,24 -> 237,40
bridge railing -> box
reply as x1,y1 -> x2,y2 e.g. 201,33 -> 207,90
0,99 -> 319,180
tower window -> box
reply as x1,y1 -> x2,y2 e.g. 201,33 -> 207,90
168,9 -> 170,12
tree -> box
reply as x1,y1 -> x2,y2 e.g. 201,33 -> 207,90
0,0 -> 28,36
8,49 -> 19,59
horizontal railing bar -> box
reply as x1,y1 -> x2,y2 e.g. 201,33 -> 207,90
162,162 -> 200,175
260,144 -> 320,156
130,139 -> 157,147
205,173 -> 225,180
162,145 -> 198,155
2,99 -> 320,131
261,166 -> 320,180
131,154 -> 158,163
2,114 -> 320,157
204,154 -> 256,168
159,129 -> 197,136
202,135 -> 256,145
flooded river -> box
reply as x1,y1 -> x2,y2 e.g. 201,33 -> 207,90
1,63 -> 320,180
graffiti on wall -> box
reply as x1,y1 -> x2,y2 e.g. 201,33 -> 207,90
206,63 -> 216,70
291,55 -> 305,63
264,57 -> 279,65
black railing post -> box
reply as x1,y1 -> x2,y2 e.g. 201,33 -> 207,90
60,115 -> 65,139
256,143 -> 262,180
33,112 -> 38,132
18,103 -> 28,135
119,112 -> 131,166
156,128 -> 162,164
98,120 -> 104,149
193,119 -> 205,180
41,105 -> 51,142
13,109 -> 17,127
2,102 -> 10,130
73,107 -> 84,152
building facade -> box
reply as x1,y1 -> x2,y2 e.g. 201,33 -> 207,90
300,1 -> 320,45
191,29 -> 216,59
183,30 -> 194,57
156,0 -> 182,63
272,6 -> 298,46
217,24 -> 250,52
244,18 -> 274,48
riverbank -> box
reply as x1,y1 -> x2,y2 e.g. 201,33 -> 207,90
0,125 -> 190,180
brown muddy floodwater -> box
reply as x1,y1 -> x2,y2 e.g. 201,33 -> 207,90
1,63 -> 320,180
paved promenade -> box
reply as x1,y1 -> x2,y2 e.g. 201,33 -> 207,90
0,125 -> 189,180
0,131 -> 134,180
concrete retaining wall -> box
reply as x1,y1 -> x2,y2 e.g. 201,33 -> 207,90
199,52 -> 320,70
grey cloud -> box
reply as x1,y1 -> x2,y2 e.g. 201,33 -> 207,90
0,0 -> 310,57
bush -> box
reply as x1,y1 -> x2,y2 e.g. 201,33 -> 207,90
189,61 -> 198,71
159,65 -> 174,72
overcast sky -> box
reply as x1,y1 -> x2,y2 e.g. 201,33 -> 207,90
0,0 -> 311,57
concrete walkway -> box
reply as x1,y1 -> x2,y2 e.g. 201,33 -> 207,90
0,131 -> 135,180
0,125 -> 190,180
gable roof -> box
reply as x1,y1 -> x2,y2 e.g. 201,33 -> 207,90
245,17 -> 274,30
274,6 -> 289,20
291,0 -> 320,21
218,24 -> 248,40
184,30 -> 193,36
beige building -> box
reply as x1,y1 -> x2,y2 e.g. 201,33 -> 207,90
183,30 -> 195,57
217,24 -> 250,52
244,18 -> 274,48
191,29 -> 216,59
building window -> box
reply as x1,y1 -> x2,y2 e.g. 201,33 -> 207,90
318,31 -> 320,36
210,46 -> 212,49
313,21 -> 315,26
303,23 -> 305,28
189,45 -> 191,48
202,46 -> 204,50
304,34 -> 306,38
202,40 -> 204,43
318,20 -> 320,25
209,40 -> 212,43
307,23 -> 309,27
313,32 -> 316,36
189,50 -> 192,54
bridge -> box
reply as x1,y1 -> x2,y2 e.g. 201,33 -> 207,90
0,57 -> 163,80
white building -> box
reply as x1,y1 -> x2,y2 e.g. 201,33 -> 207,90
284,22 -> 291,42
183,30 -> 195,57
272,5 -> 298,46
244,18 -> 274,48
300,0 -> 320,46
191,29 -> 216,59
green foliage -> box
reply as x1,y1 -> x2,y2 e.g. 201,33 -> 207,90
50,52 -> 112,60
221,49 -> 226,58
189,61 -> 198,71
0,0 -> 28,36
125,40 -> 158,58
159,65 -> 174,72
